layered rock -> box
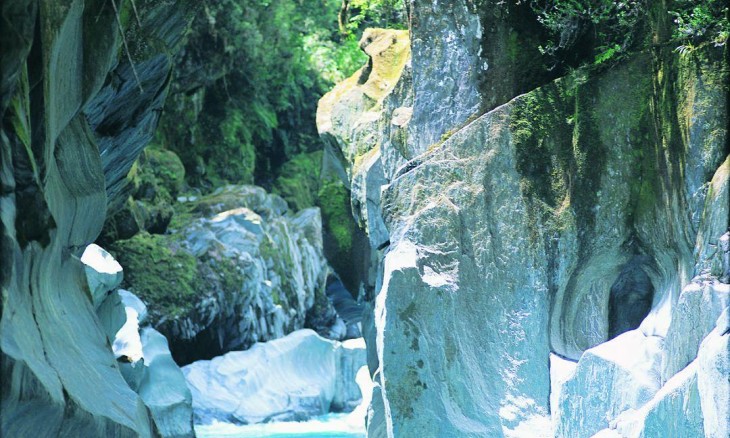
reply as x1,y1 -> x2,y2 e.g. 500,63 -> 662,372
0,0 -> 193,435
109,185 -> 337,365
104,287 -> 194,438
317,3 -> 729,437
183,329 -> 367,424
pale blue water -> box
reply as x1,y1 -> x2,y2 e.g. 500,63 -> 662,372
195,413 -> 365,438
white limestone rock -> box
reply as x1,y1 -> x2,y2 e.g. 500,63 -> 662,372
183,329 -> 366,425
138,328 -> 195,438
549,353 -> 577,428
608,360 -> 704,438
334,337 -> 368,411
104,289 -> 194,437
81,243 -> 123,309
662,280 -> 730,381
697,307 -> 730,438
556,330 -> 663,437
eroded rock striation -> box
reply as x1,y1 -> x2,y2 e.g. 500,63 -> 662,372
0,0 -> 194,436
318,2 -> 729,437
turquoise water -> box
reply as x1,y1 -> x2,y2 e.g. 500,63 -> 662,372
195,414 -> 365,438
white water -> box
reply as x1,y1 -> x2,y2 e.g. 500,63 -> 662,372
194,357 -> 373,438
195,413 -> 365,438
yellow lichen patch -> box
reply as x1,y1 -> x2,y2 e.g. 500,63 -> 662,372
316,70 -> 363,134
353,144 -> 381,175
709,154 -> 729,196
317,28 -> 410,132
359,28 -> 410,102
317,28 -> 410,178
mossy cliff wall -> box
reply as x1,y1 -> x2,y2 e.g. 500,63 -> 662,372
318,1 -> 729,436
0,1 -> 193,436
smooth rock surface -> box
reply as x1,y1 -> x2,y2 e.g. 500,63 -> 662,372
557,330 -> 663,437
81,243 -> 124,308
138,328 -> 195,438
183,330 -> 366,425
697,308 -> 730,438
607,361 -> 704,438
662,280 -> 730,381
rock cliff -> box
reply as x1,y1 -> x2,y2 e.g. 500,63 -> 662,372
0,0 -> 194,436
318,2 -> 729,437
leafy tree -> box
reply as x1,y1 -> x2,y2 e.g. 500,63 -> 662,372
155,0 -> 406,190
670,0 -> 728,51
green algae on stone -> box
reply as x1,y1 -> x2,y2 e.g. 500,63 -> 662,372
318,179 -> 355,257
108,232 -> 199,320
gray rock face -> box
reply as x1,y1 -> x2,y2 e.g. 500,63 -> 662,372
662,280 -> 730,382
82,243 -> 124,308
318,9 -> 728,437
137,328 -> 195,438
0,0 -> 193,435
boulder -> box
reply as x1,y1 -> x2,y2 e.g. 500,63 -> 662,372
137,328 -> 195,438
183,329 -> 366,424
106,288 -> 195,437
109,185 -> 337,365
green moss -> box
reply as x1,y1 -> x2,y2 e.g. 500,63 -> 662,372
209,109 -> 257,186
138,148 -> 186,198
510,83 -> 574,238
108,232 -> 199,320
510,55 -> 657,255
389,365 -> 424,420
272,151 -> 323,211
318,180 -> 355,257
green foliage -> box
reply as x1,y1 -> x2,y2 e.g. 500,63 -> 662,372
527,1 -> 727,67
272,151 -> 323,211
155,0 -> 406,190
529,0 -> 648,65
670,0 -> 728,48
343,0 -> 407,35
594,44 -> 621,65
303,32 -> 368,85
212,109 -> 257,184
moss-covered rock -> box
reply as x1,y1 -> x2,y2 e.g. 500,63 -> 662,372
107,185 -> 335,365
318,180 -> 355,261
108,232 -> 199,320
100,148 -> 186,242
136,148 -> 186,201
